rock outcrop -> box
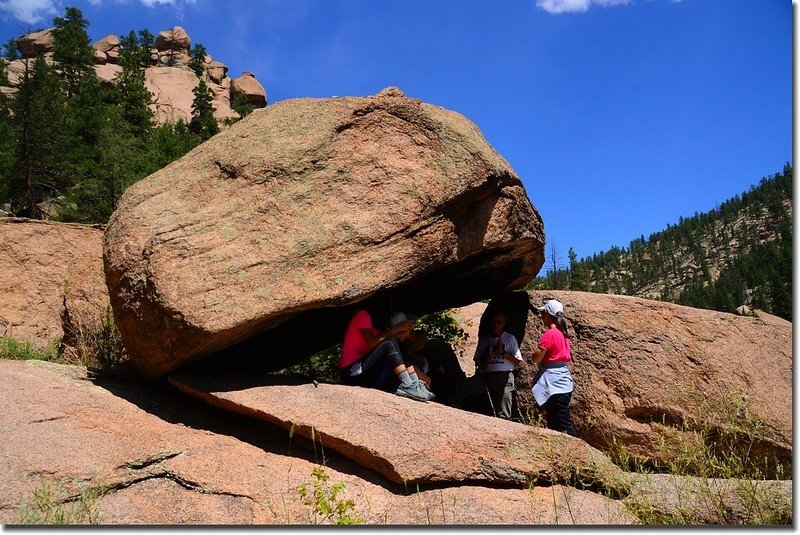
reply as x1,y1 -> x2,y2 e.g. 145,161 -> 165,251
91,34 -> 120,65
16,29 -> 54,58
230,71 -> 267,107
144,67 -> 201,124
0,218 -> 109,350
450,301 -> 486,374
0,359 -> 637,525
467,290 -> 792,476
155,26 -> 191,53
4,58 -> 26,86
104,87 -> 545,379
2,26 -> 258,126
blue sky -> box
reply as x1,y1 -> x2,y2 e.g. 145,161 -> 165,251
0,0 -> 792,264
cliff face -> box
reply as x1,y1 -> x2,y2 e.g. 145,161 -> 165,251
2,26 -> 267,126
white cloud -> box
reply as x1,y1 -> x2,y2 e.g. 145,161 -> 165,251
537,0 -> 637,14
0,0 -> 58,24
0,0 -> 199,25
537,0 -> 591,14
139,0 -> 196,7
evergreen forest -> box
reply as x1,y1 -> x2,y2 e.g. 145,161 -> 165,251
527,164 -> 793,321
0,6 -> 243,224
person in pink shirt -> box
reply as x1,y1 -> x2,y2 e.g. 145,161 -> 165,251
531,298 -> 578,436
339,298 -> 434,402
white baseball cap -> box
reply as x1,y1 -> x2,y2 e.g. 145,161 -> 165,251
535,299 -> 564,317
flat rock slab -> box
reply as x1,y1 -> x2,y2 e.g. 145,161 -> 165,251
0,359 -> 635,525
168,370 -> 626,491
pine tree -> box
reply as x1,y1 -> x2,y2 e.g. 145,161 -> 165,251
568,247 -> 590,291
231,93 -> 255,119
52,7 -> 95,98
117,31 -> 154,135
145,121 -> 200,173
0,77 -> 16,203
9,57 -> 67,217
137,29 -> 155,65
189,43 -> 207,77
189,79 -> 218,140
2,38 -> 19,61
60,108 -> 146,223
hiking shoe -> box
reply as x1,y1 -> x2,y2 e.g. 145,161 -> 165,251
417,380 -> 436,401
396,382 -> 428,402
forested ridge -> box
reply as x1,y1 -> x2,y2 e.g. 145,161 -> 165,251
528,164 -> 793,321
0,6 -> 250,224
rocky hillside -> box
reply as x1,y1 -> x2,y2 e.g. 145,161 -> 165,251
531,165 -> 793,320
2,26 -> 267,125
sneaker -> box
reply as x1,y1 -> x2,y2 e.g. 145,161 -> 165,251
417,380 -> 436,401
396,381 -> 428,402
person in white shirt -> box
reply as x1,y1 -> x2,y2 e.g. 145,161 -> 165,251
472,310 -> 523,419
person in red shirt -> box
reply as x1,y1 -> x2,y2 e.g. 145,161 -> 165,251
339,298 -> 434,402
531,299 -> 578,436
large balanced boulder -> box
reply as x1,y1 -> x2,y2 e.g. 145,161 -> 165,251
0,218 -> 109,350
477,290 -> 792,476
104,87 -> 545,378
155,26 -> 191,53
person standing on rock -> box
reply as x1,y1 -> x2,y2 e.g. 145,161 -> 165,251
531,299 -> 578,437
339,298 -> 435,402
471,309 -> 523,419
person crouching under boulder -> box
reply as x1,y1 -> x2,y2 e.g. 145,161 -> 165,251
339,302 -> 435,402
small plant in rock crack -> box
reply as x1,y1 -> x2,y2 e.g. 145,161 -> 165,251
17,477 -> 103,525
296,465 -> 363,525
61,305 -> 127,370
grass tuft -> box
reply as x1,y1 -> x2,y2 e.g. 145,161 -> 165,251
17,477 -> 103,525
0,337 -> 58,361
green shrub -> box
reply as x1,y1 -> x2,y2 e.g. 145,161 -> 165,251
416,309 -> 467,348
63,306 -> 127,370
282,343 -> 342,384
296,465 -> 362,525
0,337 -> 58,361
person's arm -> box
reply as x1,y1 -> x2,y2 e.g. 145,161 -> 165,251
501,335 -> 523,365
531,346 -> 547,364
532,330 -> 551,364
359,320 -> 413,349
